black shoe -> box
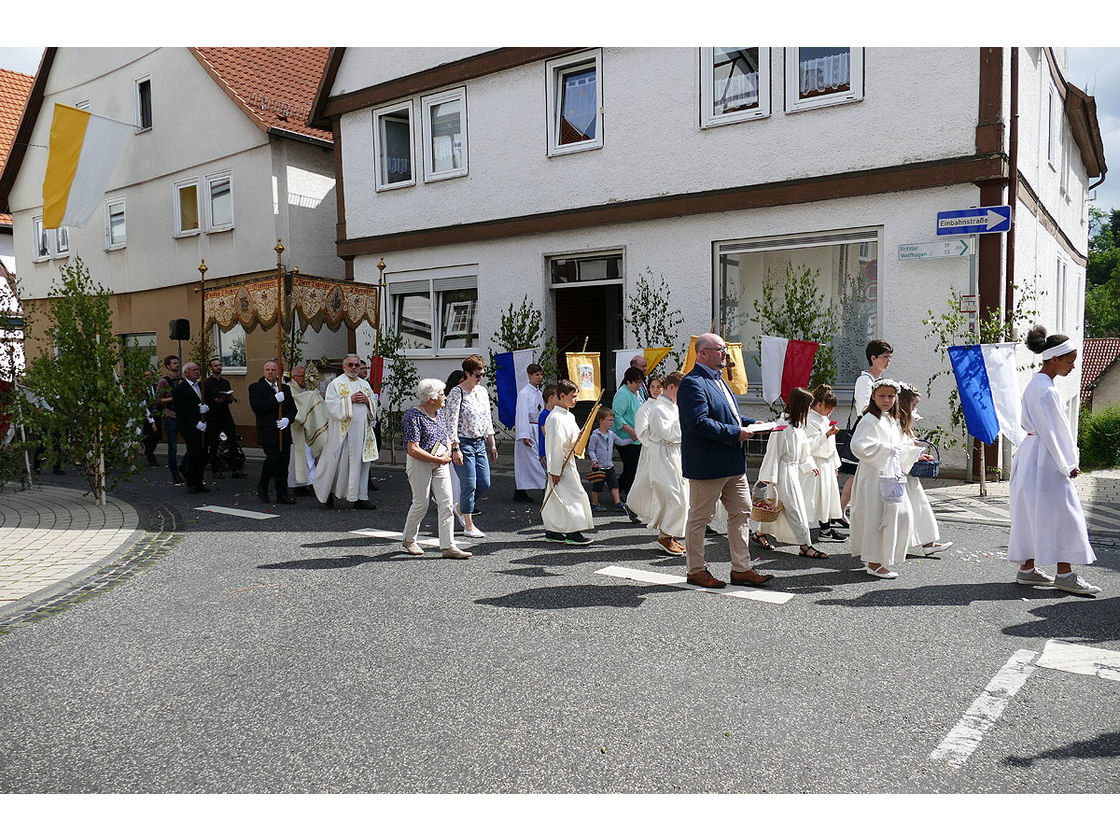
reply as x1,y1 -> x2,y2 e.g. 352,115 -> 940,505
325,494 -> 335,509
512,490 -> 531,502
354,499 -> 376,510
818,529 -> 845,542
565,532 -> 593,545
277,495 -> 296,505
258,490 -> 270,504
705,526 -> 719,536
544,531 -> 566,543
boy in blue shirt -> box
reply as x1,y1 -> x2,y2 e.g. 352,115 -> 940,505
587,407 -> 624,512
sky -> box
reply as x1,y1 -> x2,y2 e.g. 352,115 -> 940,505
2,42 -> 1119,211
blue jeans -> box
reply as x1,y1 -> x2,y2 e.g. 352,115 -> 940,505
164,416 -> 182,480
454,437 -> 490,514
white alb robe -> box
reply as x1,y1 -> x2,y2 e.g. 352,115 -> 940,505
313,373 -> 379,504
514,383 -> 547,490
542,405 -> 594,534
801,409 -> 843,524
848,413 -> 923,567
289,380 -> 329,487
901,431 -> 940,547
627,396 -> 689,538
753,423 -> 814,546
1008,372 -> 1096,566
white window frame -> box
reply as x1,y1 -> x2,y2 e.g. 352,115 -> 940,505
546,49 -> 604,157
31,215 -> 50,261
205,171 -> 234,232
700,47 -> 771,128
211,323 -> 247,375
135,75 -> 152,133
373,100 -> 416,191
1055,257 -> 1068,333
55,225 -> 69,256
105,198 -> 126,250
421,87 -> 468,182
547,249 -> 625,289
784,47 -> 864,113
1047,84 -> 1060,170
174,178 -> 201,236
74,99 -> 90,111
385,266 -> 479,358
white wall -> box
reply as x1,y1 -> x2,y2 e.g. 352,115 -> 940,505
332,47 -> 493,95
339,47 -> 981,240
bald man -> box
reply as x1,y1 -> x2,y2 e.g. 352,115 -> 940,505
630,353 -> 649,400
677,332 -> 773,589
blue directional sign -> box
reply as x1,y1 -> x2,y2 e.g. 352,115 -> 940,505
936,205 -> 1011,236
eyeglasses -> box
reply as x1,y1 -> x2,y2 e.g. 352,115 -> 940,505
345,362 -> 360,368
471,371 -> 484,378
702,345 -> 729,354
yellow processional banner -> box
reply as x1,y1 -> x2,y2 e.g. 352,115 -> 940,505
565,352 -> 602,402
681,336 -> 749,394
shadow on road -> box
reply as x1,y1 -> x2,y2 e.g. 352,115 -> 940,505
814,581 -> 1070,609
258,553 -> 421,570
1002,730 -> 1120,767
1001,596 -> 1120,643
476,583 -> 680,610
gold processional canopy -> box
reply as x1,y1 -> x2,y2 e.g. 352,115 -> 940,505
203,271 -> 379,332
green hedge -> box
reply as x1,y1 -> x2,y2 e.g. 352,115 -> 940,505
1079,403 -> 1120,469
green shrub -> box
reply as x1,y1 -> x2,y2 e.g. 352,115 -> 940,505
1078,403 -> 1120,469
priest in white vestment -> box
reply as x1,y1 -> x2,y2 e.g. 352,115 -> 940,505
313,355 -> 379,508
541,381 -> 594,543
513,365 -> 547,500
288,364 -> 330,489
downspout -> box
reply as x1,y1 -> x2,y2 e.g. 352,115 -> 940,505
1005,47 -> 1019,330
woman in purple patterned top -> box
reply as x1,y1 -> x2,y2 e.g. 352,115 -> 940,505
444,354 -> 496,539
401,378 -> 470,559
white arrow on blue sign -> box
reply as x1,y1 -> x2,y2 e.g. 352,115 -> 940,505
936,205 -> 1011,235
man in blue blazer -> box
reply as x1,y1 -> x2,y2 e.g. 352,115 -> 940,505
678,333 -> 774,588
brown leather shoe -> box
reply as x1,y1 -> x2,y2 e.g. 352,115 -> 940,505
730,568 -> 774,587
686,569 -> 726,588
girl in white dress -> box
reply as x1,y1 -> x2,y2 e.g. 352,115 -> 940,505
802,384 -> 845,541
1010,325 -> 1100,595
541,379 -> 595,545
750,388 -> 829,559
624,374 -> 663,523
629,371 -> 689,556
848,380 -> 924,578
897,385 -> 951,555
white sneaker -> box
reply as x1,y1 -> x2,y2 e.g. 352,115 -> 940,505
1015,567 -> 1055,586
923,541 -> 953,555
462,527 -> 486,539
865,564 -> 898,579
1053,573 -> 1101,596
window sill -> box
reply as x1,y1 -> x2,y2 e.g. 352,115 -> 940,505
375,180 -> 416,193
135,126 -> 152,135
175,230 -> 201,239
52,253 -> 70,261
105,244 -> 127,252
206,226 -> 234,235
221,367 -> 247,377
785,94 -> 863,114
547,140 -> 603,158
32,256 -> 50,264
701,110 -> 769,129
423,169 -> 468,184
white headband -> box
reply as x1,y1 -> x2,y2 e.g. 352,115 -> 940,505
1040,339 -> 1078,360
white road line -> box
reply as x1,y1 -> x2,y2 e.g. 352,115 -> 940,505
1035,640 -> 1120,682
351,528 -> 441,548
195,506 -> 279,520
595,565 -> 795,604
929,649 -> 1039,769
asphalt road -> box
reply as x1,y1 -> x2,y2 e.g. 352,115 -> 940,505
1,460 -> 1117,795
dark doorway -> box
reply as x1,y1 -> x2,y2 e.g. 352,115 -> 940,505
553,283 -> 623,424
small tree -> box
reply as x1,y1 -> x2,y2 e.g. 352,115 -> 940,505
748,264 -> 838,395
920,282 -> 1041,453
488,295 -> 559,383
624,267 -> 686,372
372,326 -> 419,464
19,258 -> 149,503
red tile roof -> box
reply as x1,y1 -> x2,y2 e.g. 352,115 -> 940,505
1080,337 -> 1120,403
191,48 -> 333,144
0,67 -> 35,226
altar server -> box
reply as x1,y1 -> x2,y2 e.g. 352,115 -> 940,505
542,379 -> 594,545
513,363 -> 547,501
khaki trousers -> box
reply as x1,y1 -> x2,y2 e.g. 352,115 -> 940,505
685,472 -> 754,576
404,457 -> 456,550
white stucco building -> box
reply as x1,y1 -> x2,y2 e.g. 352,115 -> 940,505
328,49 -> 1100,472
0,47 -> 346,440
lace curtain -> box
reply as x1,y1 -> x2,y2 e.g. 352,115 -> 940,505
799,50 -> 851,96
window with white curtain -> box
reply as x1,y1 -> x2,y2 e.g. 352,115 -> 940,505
701,48 -> 771,127
55,226 -> 69,255
546,50 -> 603,156
422,88 -> 467,181
784,47 -> 864,112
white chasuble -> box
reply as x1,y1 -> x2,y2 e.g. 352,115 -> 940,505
514,383 -> 547,490
542,406 -> 593,534
313,373 -> 379,504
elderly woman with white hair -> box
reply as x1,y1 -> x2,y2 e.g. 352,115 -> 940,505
401,378 -> 471,559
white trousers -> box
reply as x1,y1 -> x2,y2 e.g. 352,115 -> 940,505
404,456 -> 457,550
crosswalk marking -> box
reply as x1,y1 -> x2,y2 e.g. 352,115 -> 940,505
929,649 -> 1039,769
595,565 -> 795,604
350,528 -> 441,548
195,505 -> 279,520
1035,640 -> 1120,682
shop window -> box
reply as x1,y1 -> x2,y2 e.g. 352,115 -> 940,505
388,274 -> 478,354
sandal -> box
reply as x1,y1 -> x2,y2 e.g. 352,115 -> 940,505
751,533 -> 775,550
799,545 -> 829,559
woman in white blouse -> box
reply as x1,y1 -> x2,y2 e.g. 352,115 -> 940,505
444,354 -> 497,539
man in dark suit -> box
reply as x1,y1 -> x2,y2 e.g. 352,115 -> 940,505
678,332 -> 773,589
203,356 -> 247,480
249,359 -> 297,505
171,361 -> 210,494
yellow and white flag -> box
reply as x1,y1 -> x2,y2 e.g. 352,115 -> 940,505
42,104 -> 130,229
